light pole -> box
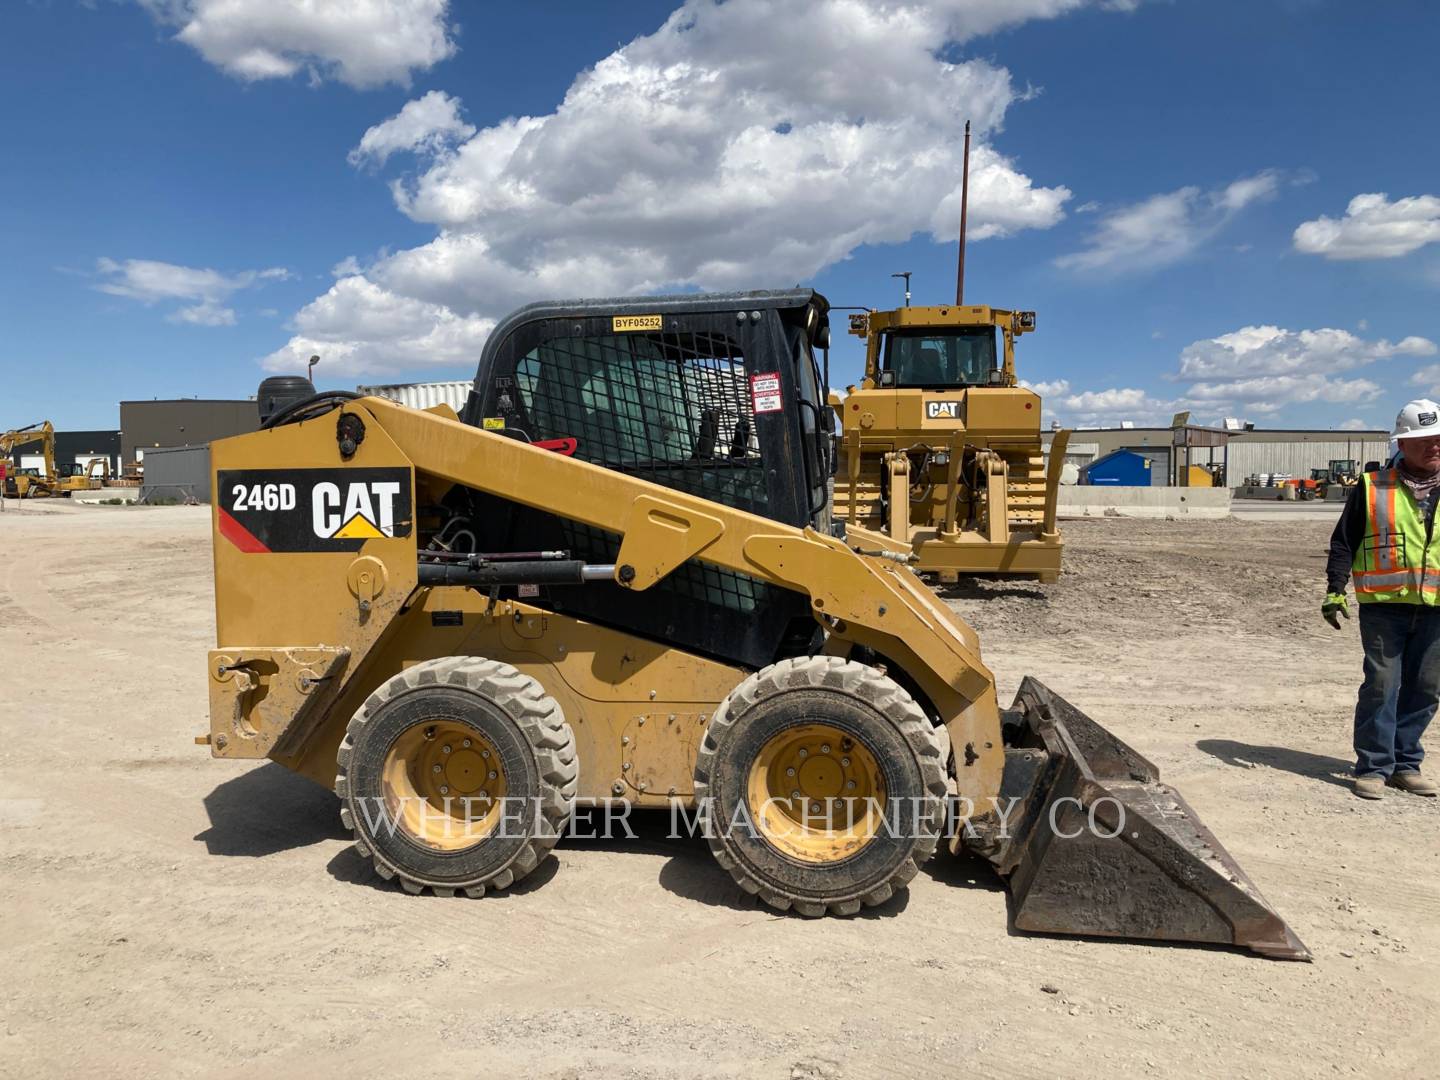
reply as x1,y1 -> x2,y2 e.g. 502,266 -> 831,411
891,271 -> 912,307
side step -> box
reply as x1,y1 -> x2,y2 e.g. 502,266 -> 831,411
969,677 -> 1310,961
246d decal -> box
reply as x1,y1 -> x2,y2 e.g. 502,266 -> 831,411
217,468 -> 412,553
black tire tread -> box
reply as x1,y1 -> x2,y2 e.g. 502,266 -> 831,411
336,656 -> 577,897
693,655 -> 947,916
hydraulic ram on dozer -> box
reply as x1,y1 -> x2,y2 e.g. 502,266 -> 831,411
202,396 -> 1308,960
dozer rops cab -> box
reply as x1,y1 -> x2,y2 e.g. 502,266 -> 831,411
833,303 -> 1066,583
201,289 -> 1306,958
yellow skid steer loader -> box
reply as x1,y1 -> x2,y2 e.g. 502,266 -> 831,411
201,291 -> 1306,959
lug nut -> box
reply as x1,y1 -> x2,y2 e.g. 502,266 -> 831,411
487,770 -> 497,780
791,790 -> 802,801
432,764 -> 442,773
481,749 -> 490,759
462,739 -> 471,748
846,780 -> 856,790
786,767 -> 796,777
798,748 -> 808,758
811,802 -> 822,814
442,745 -> 452,754
840,757 -> 851,767
439,785 -> 449,795
821,744 -> 831,754
479,790 -> 489,800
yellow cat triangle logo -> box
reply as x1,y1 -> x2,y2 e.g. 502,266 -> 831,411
334,513 -> 385,539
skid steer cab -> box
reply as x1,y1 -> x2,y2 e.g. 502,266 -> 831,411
200,289 -> 1307,959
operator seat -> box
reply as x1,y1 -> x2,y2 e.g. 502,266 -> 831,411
911,345 -> 946,385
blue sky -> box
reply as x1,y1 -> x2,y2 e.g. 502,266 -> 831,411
4,0 -> 1440,431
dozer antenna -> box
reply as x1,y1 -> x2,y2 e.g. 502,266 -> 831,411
956,119 -> 970,305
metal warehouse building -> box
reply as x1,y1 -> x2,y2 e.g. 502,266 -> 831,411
120,399 -> 259,466
1043,425 -> 1390,486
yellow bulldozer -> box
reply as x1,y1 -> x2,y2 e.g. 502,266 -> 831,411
834,303 -> 1065,581
832,122 -> 1065,582
200,291 -> 1306,959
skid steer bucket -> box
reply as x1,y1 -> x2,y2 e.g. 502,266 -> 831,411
969,677 -> 1310,961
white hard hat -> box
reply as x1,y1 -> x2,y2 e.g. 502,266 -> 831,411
1393,399 -> 1440,440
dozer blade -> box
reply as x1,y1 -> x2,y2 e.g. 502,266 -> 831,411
969,677 -> 1310,961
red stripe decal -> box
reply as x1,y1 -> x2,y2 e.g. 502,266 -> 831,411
218,507 -> 271,553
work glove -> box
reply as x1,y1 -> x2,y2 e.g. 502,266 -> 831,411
1322,592 -> 1350,630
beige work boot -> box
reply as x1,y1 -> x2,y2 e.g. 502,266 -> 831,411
1388,771 -> 1439,797
1353,774 -> 1386,800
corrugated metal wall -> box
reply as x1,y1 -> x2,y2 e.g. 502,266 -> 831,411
141,444 -> 210,503
356,381 -> 472,412
1226,439 -> 1390,481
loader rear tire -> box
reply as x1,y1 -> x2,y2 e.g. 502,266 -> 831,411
694,657 -> 946,916
336,657 -> 577,897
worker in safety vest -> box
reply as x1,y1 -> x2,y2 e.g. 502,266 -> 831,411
1324,399 -> 1440,799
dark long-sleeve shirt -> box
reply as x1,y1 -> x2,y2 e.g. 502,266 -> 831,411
1327,478 -> 1440,594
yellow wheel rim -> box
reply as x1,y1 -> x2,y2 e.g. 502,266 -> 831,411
381,720 -> 508,852
746,723 -> 886,864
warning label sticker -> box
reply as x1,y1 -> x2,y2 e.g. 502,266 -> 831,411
751,372 -> 783,414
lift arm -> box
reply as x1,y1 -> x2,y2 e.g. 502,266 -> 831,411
291,397 -> 1005,805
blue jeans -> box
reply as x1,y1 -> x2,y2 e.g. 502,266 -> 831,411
1354,602 -> 1440,777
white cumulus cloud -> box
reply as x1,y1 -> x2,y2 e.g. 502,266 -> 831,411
348,90 -> 474,167
1055,171 -> 1281,274
1055,323 -> 1434,424
96,257 -> 290,327
1411,364 -> 1440,397
265,0 -> 1148,375
1294,193 -> 1440,260
136,0 -> 456,88
1054,386 -> 1176,425
262,275 -> 492,377
1177,325 -> 1436,380
1021,378 -> 1071,396
1182,374 -> 1382,413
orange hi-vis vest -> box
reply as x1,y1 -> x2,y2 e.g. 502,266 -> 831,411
1352,469 -> 1440,605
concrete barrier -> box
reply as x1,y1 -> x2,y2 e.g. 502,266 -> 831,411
1057,486 -> 1231,520
70,486 -> 144,504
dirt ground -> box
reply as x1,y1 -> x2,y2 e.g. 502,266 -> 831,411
2,500 -> 1436,1079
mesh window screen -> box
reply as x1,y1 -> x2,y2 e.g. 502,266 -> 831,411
514,332 -> 768,514
479,326 -> 813,663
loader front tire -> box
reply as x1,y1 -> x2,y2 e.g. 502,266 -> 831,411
694,657 -> 946,916
336,657 -> 577,897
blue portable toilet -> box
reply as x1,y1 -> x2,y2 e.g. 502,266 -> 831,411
1081,449 -> 1153,486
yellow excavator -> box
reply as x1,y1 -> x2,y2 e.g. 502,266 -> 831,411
199,293 -> 1307,960
1,421 -> 109,497
832,122 -> 1067,582
55,457 -> 110,494
2,421 -> 57,498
